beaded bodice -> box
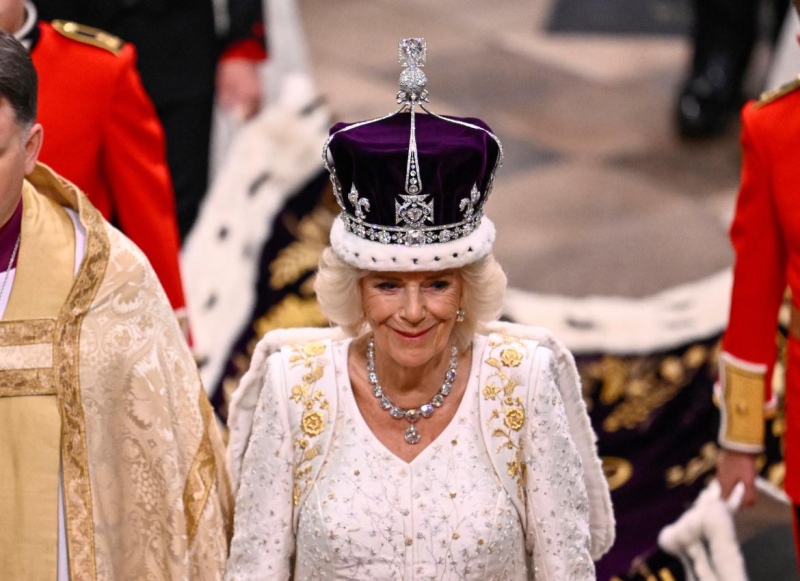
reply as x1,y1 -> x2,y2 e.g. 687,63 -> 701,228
294,340 -> 528,579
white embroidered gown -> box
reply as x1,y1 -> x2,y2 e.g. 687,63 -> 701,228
226,335 -> 600,580
294,340 -> 528,579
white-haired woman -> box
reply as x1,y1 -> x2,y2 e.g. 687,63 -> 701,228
225,39 -> 614,580
314,248 -> 507,355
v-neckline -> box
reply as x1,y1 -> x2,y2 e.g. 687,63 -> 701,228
336,338 -> 482,467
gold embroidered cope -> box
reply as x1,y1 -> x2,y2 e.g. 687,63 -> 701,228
0,165 -> 231,580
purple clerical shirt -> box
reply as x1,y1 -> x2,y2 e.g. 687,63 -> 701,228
0,200 -> 23,272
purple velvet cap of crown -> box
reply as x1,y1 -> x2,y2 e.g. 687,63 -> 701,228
326,112 -> 502,271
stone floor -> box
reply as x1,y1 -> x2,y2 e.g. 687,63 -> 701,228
297,0 -> 798,577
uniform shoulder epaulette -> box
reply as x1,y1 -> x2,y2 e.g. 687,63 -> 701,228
754,76 -> 800,109
51,20 -> 124,56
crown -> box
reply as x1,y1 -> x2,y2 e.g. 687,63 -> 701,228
323,38 -> 503,271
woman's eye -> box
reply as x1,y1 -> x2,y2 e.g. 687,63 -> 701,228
376,282 -> 397,290
429,280 -> 450,290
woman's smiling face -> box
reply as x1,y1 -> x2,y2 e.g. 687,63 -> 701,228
359,269 -> 462,371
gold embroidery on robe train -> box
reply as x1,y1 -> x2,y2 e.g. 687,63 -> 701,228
665,443 -> 718,489
602,456 -> 633,491
221,201 -> 335,418
254,295 -> 326,339
269,205 -> 333,290
580,343 -> 714,433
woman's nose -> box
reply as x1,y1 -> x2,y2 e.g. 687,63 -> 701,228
400,287 -> 425,323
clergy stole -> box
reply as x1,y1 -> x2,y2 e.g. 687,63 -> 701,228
0,181 -> 76,579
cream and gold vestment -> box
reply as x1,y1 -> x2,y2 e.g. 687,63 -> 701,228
0,163 -> 231,579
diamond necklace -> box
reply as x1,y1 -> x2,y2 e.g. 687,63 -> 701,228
366,335 -> 459,444
0,234 -> 21,305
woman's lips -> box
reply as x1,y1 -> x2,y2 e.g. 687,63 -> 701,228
393,328 -> 431,339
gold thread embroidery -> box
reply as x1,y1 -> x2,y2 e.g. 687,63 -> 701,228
483,336 -> 529,498
602,456 -> 634,491
665,442 -> 717,489
183,394 -> 218,545
658,568 -> 678,581
301,411 -> 325,436
217,199 -> 337,420
52,182 -> 110,581
268,205 -> 334,290
499,348 -> 523,368
583,343 -> 713,433
0,319 -> 56,346
287,342 -> 329,506
253,295 -> 327,339
503,408 -> 525,431
0,368 -> 56,396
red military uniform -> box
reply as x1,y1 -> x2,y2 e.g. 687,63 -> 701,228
30,20 -> 187,317
721,78 -> 800,500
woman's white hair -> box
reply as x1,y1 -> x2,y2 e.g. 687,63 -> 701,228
314,248 -> 507,351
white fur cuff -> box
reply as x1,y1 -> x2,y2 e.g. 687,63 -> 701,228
330,216 -> 496,271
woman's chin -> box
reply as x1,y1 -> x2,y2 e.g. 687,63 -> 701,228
374,328 -> 453,369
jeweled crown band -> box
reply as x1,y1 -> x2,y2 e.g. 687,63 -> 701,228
341,211 -> 482,247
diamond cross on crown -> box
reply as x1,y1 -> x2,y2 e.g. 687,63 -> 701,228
397,38 -> 428,103
396,194 -> 433,228
398,38 -> 426,68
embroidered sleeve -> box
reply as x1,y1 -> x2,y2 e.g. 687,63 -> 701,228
524,346 -> 594,580
226,353 -> 295,581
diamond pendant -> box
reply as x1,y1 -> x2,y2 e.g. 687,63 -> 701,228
366,335 -> 458,447
404,424 -> 421,445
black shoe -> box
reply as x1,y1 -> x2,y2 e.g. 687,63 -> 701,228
675,51 -> 744,139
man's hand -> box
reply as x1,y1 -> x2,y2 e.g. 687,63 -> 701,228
216,59 -> 262,121
716,448 -> 758,507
